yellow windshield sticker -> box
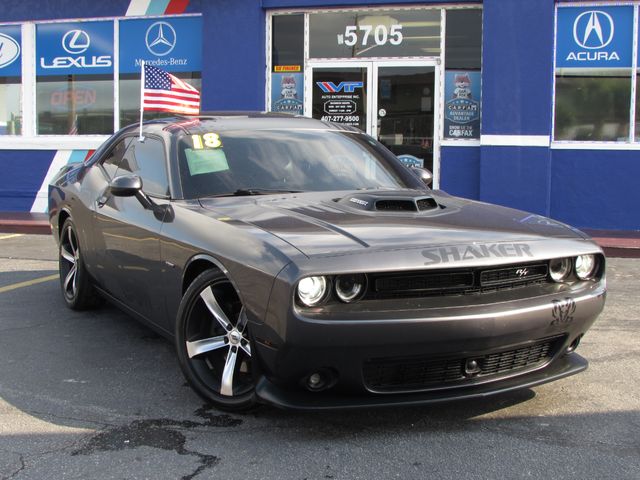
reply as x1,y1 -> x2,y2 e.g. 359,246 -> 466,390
185,148 -> 229,176
191,133 -> 222,149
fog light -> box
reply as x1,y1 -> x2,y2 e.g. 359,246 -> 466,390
335,273 -> 366,303
575,255 -> 597,280
306,372 -> 327,391
297,276 -> 327,306
309,373 -> 322,387
567,335 -> 583,353
303,369 -> 338,392
549,257 -> 572,282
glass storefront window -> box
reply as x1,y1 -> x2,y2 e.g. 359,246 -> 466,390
119,74 -> 202,128
309,9 -> 441,59
555,71 -> 631,142
270,15 -> 304,115
118,16 -> 203,128
35,21 -> 115,135
445,9 -> 482,70
0,79 -> 21,135
36,76 -> 114,134
0,26 -> 22,135
272,14 -> 304,67
554,6 -> 635,143
444,9 -> 482,140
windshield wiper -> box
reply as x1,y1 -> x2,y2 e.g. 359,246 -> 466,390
209,188 -> 303,197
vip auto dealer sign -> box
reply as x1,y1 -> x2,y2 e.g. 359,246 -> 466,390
556,6 -> 633,69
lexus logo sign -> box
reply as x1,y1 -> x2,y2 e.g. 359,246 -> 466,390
62,29 -> 90,54
573,10 -> 614,49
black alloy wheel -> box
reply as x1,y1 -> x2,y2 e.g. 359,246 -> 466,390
58,218 -> 100,310
176,270 -> 256,411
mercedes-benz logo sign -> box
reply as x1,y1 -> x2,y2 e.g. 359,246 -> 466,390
145,21 -> 176,56
573,10 -> 615,49
62,30 -> 90,54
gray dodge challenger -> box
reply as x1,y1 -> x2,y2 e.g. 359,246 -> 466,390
48,113 -> 606,411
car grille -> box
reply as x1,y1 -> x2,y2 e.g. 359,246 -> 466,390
366,262 -> 549,300
362,336 -> 563,393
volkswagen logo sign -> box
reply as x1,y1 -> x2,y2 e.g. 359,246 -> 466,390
573,10 -> 614,50
145,21 -> 176,56
62,29 -> 90,54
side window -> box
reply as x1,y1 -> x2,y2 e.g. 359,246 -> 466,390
115,137 -> 169,197
100,138 -> 132,179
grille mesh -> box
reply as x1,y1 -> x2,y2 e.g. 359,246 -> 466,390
363,337 -> 562,392
367,263 -> 550,300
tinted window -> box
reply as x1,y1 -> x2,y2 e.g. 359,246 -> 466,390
100,137 -> 132,179
555,72 -> 631,141
116,138 -> 169,197
445,9 -> 482,70
272,15 -> 304,69
178,129 -> 423,198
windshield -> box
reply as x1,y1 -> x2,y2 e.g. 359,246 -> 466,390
177,129 -> 422,198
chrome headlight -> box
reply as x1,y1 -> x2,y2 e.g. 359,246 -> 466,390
549,257 -> 572,282
297,276 -> 328,306
334,274 -> 366,303
575,254 -> 597,280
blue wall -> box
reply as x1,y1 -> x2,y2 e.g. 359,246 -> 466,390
481,0 -> 554,135
477,1 -> 555,220
200,0 -> 266,111
440,147 -> 480,199
479,146 -> 552,216
550,150 -> 640,230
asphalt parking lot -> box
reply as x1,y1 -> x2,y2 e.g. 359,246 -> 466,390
0,233 -> 638,480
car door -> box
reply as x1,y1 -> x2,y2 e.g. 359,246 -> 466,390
93,135 -> 170,325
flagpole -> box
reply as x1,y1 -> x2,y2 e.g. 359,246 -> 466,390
139,60 -> 145,141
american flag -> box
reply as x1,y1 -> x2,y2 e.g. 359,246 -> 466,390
142,64 -> 200,116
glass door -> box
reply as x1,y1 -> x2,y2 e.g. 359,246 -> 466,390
373,62 -> 438,174
306,60 -> 440,183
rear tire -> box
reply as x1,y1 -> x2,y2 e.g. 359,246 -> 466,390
58,218 -> 101,310
176,270 -> 257,411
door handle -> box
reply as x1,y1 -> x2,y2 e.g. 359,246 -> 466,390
97,195 -> 108,208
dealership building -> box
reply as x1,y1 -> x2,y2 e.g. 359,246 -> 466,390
0,0 -> 637,231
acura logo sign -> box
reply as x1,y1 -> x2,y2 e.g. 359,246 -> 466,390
573,11 -> 614,49
62,29 -> 90,54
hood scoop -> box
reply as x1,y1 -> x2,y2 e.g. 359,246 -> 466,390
335,191 -> 439,213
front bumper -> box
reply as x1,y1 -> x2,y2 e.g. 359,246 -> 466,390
249,269 -> 605,409
254,352 -> 587,410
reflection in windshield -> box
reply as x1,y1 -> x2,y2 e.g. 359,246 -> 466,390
178,129 -> 421,199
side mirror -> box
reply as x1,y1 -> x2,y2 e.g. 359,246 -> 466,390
110,174 -> 142,197
411,166 -> 433,186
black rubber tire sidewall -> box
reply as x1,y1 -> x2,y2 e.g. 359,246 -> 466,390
59,218 -> 100,310
175,269 -> 257,411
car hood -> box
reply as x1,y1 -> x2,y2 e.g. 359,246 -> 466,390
198,190 -> 588,257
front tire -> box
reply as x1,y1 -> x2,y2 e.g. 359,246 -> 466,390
175,270 -> 256,411
58,218 -> 100,310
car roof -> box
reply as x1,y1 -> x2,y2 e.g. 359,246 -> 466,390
121,112 -> 361,137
